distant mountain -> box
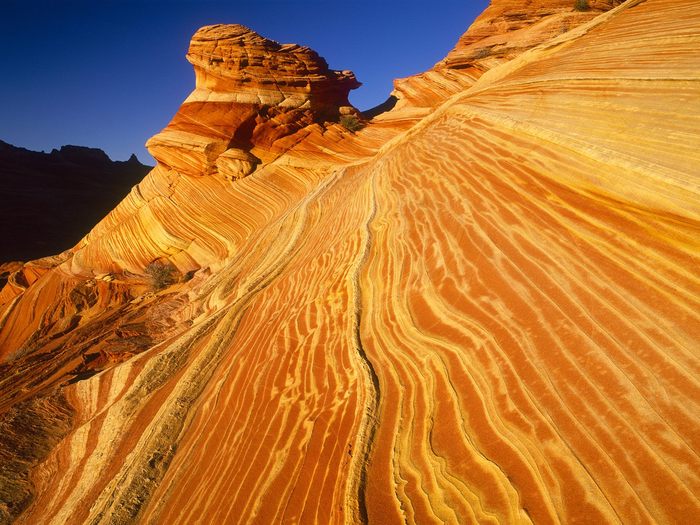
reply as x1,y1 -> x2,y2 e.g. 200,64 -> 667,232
0,140 -> 151,262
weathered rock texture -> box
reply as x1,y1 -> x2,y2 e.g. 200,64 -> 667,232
0,141 -> 151,263
1,0 -> 699,523
146,24 -> 359,179
393,0 -> 626,110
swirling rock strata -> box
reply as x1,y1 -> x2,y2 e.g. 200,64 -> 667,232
1,0 -> 699,524
186,24 -> 359,109
392,0 -> 625,110
147,24 -> 360,178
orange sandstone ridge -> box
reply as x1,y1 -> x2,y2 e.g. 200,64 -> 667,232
392,0 -> 626,109
1,0 -> 700,523
147,24 -> 360,178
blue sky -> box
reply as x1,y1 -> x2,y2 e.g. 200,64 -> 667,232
1,1 -> 488,163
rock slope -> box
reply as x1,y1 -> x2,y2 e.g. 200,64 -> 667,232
392,0 -> 626,110
1,0 -> 699,523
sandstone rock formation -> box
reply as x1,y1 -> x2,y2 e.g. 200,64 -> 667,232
0,141 -> 151,263
1,0 -> 699,523
146,24 -> 359,179
392,0 -> 625,110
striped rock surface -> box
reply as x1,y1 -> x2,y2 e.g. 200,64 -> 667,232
1,0 -> 699,523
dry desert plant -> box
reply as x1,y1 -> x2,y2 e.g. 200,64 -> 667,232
144,259 -> 179,290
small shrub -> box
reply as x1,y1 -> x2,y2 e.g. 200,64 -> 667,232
339,114 -> 364,133
144,259 -> 178,290
472,47 -> 492,60
574,0 -> 590,11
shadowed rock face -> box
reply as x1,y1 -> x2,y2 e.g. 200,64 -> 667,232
0,141 -> 151,264
1,1 -> 700,523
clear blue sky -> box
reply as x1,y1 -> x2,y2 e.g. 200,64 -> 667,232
1,0 -> 488,163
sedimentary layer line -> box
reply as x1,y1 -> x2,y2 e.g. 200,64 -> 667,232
1,0 -> 698,523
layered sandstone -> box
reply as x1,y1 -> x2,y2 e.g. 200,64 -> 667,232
146,24 -> 360,178
186,24 -> 359,109
392,0 -> 625,110
1,0 -> 699,524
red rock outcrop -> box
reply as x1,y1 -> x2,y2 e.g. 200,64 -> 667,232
392,0 -> 625,110
1,0 -> 699,523
147,24 -> 360,178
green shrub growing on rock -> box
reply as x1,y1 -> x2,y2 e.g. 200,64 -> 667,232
339,115 -> 364,133
145,260 -> 179,290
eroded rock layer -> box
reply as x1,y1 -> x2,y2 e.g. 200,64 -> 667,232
392,0 -> 625,110
1,0 -> 699,524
